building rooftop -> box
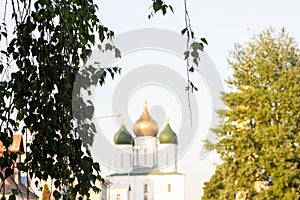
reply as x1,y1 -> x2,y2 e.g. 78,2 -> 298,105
0,135 -> 25,155
110,167 -> 184,177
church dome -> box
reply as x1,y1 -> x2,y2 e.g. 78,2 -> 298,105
159,119 -> 178,144
114,124 -> 133,145
133,101 -> 159,137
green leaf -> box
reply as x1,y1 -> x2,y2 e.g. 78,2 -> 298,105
93,163 -> 100,171
11,189 -> 19,195
191,51 -> 199,58
53,191 -> 61,199
191,42 -> 204,51
17,162 -> 28,171
153,2 -> 161,12
191,31 -> 194,39
201,37 -> 208,45
181,28 -> 187,35
105,43 -> 113,51
114,48 -> 121,58
184,51 -> 190,60
1,31 -> 7,38
169,5 -> 174,13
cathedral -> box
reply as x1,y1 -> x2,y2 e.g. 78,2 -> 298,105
108,101 -> 185,200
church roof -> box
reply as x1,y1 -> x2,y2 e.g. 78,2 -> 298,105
158,120 -> 178,144
114,124 -> 133,145
110,167 -> 184,177
133,101 -> 159,137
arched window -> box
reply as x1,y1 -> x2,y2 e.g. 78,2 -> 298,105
168,184 -> 171,192
144,149 -> 147,165
121,154 -> 124,168
116,194 -> 121,200
144,184 -> 148,193
166,153 -> 169,166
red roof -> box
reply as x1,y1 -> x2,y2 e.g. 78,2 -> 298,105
0,135 -> 25,155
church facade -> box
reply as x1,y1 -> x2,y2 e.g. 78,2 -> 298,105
108,101 -> 185,200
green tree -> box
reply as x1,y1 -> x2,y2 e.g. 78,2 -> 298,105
203,28 -> 300,199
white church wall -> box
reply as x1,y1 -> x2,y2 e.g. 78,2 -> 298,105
130,175 -> 154,200
110,184 -> 129,200
150,174 -> 185,200
158,143 -> 177,172
109,173 -> 184,200
109,175 -> 154,200
114,145 -> 133,172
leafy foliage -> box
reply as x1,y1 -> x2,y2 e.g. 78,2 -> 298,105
203,28 -> 300,199
181,0 -> 208,125
1,0 -> 120,199
0,20 -> 19,199
148,0 -> 174,19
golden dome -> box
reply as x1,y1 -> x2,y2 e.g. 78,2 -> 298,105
133,101 -> 159,137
